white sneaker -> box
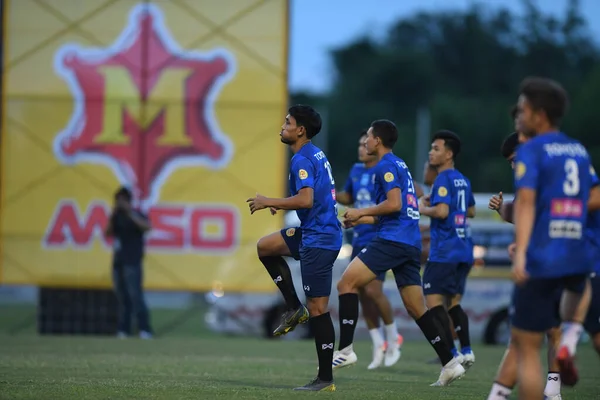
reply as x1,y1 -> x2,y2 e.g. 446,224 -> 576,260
367,345 -> 385,370
332,347 -> 358,370
461,351 -> 475,370
383,334 -> 403,367
545,395 -> 562,400
116,332 -> 128,339
430,358 -> 466,386
139,331 -> 153,339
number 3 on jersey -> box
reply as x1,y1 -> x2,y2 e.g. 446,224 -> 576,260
563,158 -> 580,196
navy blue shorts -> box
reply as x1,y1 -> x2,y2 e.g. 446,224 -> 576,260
280,226 -> 338,298
281,227 -> 301,260
422,261 -> 471,296
510,274 -> 588,333
585,272 -> 600,336
351,244 -> 385,281
357,237 -> 422,288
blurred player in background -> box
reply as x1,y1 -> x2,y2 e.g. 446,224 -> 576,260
335,130 -> 404,370
504,77 -> 591,399
488,130 -> 564,400
247,105 -> 341,391
336,120 -> 465,387
419,131 -> 476,371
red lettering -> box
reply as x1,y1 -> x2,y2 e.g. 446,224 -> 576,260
44,202 -> 238,252
190,208 -> 236,250
147,207 -> 185,248
44,201 -> 110,247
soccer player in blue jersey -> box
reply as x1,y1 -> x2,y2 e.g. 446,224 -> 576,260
419,130 -> 476,371
335,130 -> 404,370
508,77 -> 592,399
335,119 -> 465,386
247,104 -> 342,392
584,167 -> 600,357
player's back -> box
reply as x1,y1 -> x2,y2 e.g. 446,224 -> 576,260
516,133 -> 592,278
428,169 -> 473,264
346,163 -> 377,245
373,153 -> 421,250
290,142 -> 342,250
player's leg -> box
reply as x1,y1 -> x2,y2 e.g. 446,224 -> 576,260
544,327 -> 562,399
123,263 -> 153,338
257,228 -> 307,336
393,246 -> 465,386
358,284 -> 385,369
557,275 -> 590,386
422,262 -> 460,359
448,262 -> 475,368
294,248 -> 338,392
509,278 -> 561,399
486,344 -> 518,400
362,276 -> 403,368
334,255 -> 379,370
584,273 -> 600,357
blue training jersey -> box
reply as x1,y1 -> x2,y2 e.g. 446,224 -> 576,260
587,166 -> 600,274
428,169 -> 475,263
514,132 -> 592,278
372,153 -> 421,249
344,163 -> 377,247
289,142 -> 342,251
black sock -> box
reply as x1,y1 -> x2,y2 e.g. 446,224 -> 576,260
260,256 -> 301,310
310,312 -> 335,382
415,310 -> 454,366
338,293 -> 359,350
448,305 -> 471,349
430,305 -> 456,350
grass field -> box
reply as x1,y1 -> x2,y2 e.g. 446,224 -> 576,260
0,306 -> 599,399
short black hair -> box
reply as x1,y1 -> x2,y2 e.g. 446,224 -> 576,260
288,104 -> 322,139
114,186 -> 133,202
519,77 -> 569,126
431,130 -> 461,159
370,119 -> 398,148
501,132 -> 519,159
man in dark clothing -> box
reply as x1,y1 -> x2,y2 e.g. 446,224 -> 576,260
105,187 -> 153,338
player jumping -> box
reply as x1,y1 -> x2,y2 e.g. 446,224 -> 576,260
247,105 -> 341,391
419,130 -> 476,371
335,130 -> 404,370
335,119 -> 465,386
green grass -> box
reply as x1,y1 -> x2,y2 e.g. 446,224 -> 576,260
0,306 -> 598,399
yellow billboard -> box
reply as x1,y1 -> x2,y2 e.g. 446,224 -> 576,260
1,0 -> 288,291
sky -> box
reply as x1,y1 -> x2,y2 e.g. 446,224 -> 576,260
289,0 -> 600,93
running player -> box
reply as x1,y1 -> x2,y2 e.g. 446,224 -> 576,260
334,119 -> 465,386
507,77 -> 592,398
335,130 -> 403,370
419,130 -> 476,370
247,105 -> 341,391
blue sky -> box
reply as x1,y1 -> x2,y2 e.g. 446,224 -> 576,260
289,0 -> 600,93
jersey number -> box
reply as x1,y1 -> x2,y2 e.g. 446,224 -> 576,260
324,161 -> 335,185
457,189 -> 466,212
563,159 -> 580,196
407,172 -> 415,193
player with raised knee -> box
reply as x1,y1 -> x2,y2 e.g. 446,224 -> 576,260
419,130 -> 476,371
248,105 -> 341,391
334,119 -> 465,387
503,77 -> 592,399
335,130 -> 404,370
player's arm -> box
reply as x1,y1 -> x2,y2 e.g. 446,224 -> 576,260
336,172 -> 354,206
419,177 -> 450,219
500,201 -> 515,223
467,190 -> 476,218
415,183 -> 425,198
354,188 -> 401,217
263,159 -> 315,211
513,154 -> 537,264
344,215 -> 379,228
588,166 -> 600,211
105,214 -> 115,237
